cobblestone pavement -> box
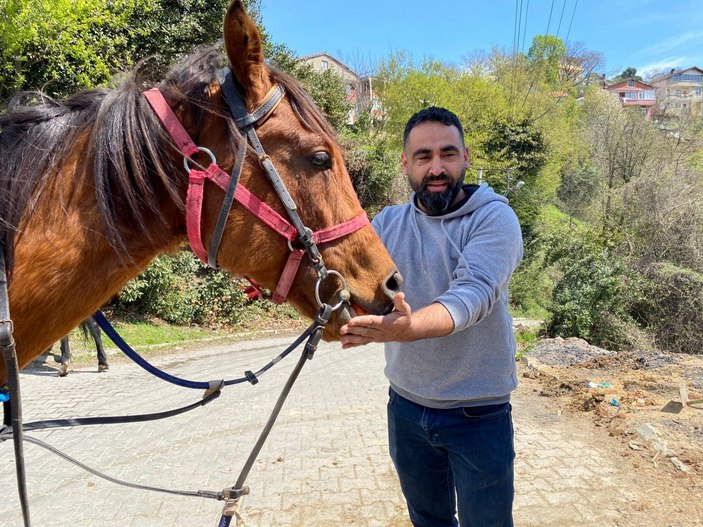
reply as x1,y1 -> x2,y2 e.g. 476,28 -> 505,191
1,336 -> 700,526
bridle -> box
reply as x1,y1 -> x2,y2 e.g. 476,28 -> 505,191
0,68 -> 372,527
143,68 -> 370,306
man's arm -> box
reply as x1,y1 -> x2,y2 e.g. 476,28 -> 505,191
339,292 -> 454,349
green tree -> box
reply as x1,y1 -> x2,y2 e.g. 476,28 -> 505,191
527,34 -> 567,88
0,0 -> 138,101
126,0 -> 233,79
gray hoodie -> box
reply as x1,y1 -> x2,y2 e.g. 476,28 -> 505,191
372,183 -> 523,409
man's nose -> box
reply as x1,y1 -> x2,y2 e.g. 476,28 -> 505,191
428,156 -> 444,176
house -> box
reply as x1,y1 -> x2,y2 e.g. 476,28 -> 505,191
648,66 -> 703,117
297,52 -> 379,124
604,77 -> 657,120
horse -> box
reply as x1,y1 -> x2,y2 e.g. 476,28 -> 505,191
52,317 -> 108,376
0,0 -> 401,386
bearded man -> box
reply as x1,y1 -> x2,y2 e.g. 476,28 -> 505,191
341,106 -> 523,527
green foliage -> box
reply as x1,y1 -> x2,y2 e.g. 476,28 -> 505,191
483,117 -> 548,241
556,162 -> 600,219
340,118 -> 401,213
0,0 -> 265,101
295,66 -> 352,130
115,251 -> 251,326
0,0 -> 138,101
543,226 -> 644,350
509,248 -> 552,320
635,263 -> 703,354
514,325 -> 541,360
527,34 -> 567,87
126,0 -> 232,80
377,53 -> 509,155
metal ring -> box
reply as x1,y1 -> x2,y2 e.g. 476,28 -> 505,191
183,147 -> 217,174
314,270 -> 349,311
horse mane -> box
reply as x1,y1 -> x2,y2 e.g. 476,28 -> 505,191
0,45 -> 337,272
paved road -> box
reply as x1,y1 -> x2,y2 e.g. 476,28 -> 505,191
0,335 -> 696,526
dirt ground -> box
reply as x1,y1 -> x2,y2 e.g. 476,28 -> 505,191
522,333 -> 703,523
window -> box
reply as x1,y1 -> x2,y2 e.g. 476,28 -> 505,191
321,60 -> 329,70
627,80 -> 635,87
673,74 -> 703,82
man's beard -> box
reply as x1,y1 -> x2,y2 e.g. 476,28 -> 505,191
413,173 -> 463,216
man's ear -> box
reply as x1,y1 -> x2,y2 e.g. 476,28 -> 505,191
401,151 -> 408,176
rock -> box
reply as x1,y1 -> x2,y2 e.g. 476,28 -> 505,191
651,440 -> 675,458
521,356 -> 539,370
635,423 -> 657,442
670,457 -> 690,473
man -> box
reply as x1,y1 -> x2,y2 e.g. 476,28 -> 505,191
340,107 -> 523,527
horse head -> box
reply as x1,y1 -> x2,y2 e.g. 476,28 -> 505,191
178,1 -> 401,336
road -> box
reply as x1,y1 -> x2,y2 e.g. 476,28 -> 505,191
1,334 -> 700,526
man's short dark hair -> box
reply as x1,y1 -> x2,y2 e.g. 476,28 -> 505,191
403,107 -> 465,147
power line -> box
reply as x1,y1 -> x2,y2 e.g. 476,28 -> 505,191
555,0 -> 567,38
521,0 -> 531,54
510,0 -> 520,117
546,0 -> 555,34
565,0 -> 579,42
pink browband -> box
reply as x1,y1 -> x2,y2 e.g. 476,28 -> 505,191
143,88 -> 369,304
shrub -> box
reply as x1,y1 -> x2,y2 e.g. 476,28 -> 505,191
543,226 -> 644,350
635,263 -> 703,354
114,250 -> 251,326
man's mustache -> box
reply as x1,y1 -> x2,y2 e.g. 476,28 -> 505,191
422,174 -> 450,188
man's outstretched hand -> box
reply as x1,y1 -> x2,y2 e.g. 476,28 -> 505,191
340,292 -> 413,349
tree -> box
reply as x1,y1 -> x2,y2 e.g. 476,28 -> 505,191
0,0 -> 264,102
126,0 -> 234,79
527,35 -> 567,88
621,67 -> 638,79
0,0 -> 138,102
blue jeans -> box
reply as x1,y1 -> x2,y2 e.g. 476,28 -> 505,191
387,388 -> 515,527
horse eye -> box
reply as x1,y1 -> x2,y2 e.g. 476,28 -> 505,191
309,151 -> 331,169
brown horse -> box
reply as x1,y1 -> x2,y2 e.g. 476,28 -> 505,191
0,0 -> 400,385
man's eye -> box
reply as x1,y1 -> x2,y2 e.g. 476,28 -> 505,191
310,151 -> 331,168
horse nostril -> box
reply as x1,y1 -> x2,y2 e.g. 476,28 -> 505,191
383,270 -> 403,297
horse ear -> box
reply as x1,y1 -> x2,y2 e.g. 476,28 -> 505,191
223,0 -> 270,103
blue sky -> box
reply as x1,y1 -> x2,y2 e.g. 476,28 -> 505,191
260,0 -> 703,79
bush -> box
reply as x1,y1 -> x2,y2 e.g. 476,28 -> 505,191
114,250 -> 251,326
340,117 -> 403,214
543,227 -> 644,350
635,263 -> 703,354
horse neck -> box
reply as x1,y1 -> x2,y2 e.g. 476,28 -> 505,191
4,142 -> 186,379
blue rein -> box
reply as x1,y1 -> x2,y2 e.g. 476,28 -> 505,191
92,310 -> 314,390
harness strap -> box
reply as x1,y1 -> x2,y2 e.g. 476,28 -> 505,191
144,81 -> 370,304
93,310 -> 313,389
0,246 -> 30,526
143,89 -> 199,157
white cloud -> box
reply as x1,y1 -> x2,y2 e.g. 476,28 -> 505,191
640,32 -> 703,57
638,56 -> 691,77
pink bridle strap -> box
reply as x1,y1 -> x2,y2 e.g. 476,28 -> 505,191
143,87 -> 370,303
270,212 -> 369,304
143,88 -> 199,158
144,88 -> 297,262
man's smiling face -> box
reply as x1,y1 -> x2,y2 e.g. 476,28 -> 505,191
402,121 -> 470,216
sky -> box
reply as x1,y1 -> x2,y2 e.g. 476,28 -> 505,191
260,0 -> 703,79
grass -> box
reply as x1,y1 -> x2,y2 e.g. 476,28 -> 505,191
101,321 -> 227,348
514,325 -> 542,361
53,309 -> 308,366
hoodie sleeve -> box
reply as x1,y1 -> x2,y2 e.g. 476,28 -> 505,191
435,201 -> 523,332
